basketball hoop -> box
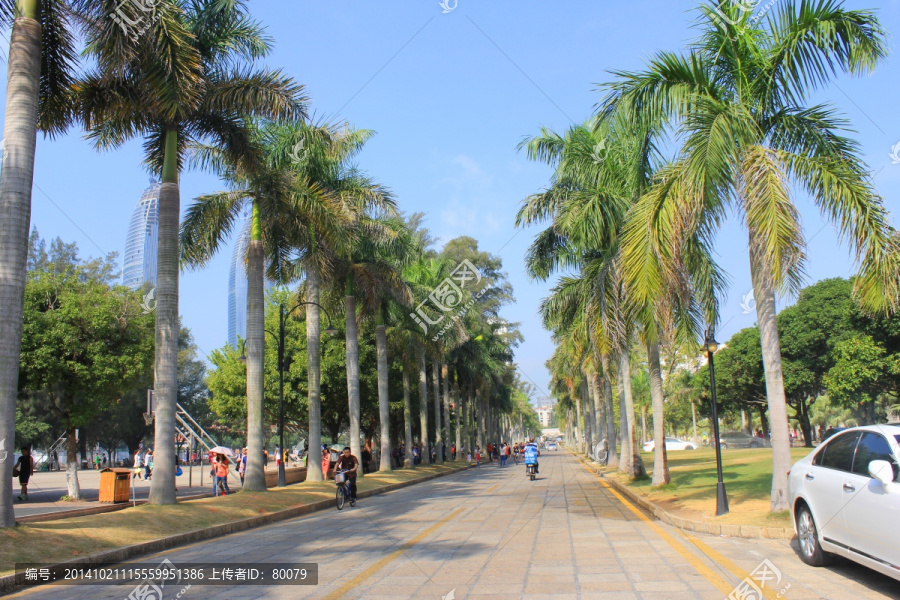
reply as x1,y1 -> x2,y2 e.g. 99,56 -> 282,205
143,412 -> 154,426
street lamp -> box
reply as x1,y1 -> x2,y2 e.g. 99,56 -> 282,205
703,327 -> 729,516
238,301 -> 338,487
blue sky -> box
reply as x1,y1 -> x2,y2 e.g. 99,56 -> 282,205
5,0 -> 900,401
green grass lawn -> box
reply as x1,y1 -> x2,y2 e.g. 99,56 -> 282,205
0,463 -> 470,576
605,446 -> 812,528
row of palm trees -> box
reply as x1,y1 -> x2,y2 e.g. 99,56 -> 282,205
522,0 -> 899,512
0,0 -> 525,527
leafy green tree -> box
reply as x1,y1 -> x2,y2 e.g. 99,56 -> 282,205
13,409 -> 49,448
18,269 -> 154,498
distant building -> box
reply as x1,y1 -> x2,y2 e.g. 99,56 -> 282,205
227,220 -> 251,348
122,182 -> 160,289
535,399 -> 554,428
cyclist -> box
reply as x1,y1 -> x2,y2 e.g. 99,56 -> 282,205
523,438 -> 540,474
334,447 -> 359,502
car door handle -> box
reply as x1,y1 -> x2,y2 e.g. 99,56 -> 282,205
843,483 -> 856,492
805,473 -> 814,481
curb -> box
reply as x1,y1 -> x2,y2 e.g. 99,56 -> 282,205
0,464 -> 474,596
15,493 -> 213,525
574,453 -> 794,541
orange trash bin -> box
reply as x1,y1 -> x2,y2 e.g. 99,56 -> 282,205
99,468 -> 132,503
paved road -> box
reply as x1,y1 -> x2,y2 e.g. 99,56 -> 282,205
8,452 -> 898,599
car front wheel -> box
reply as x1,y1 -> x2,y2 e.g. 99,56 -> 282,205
796,504 -> 833,567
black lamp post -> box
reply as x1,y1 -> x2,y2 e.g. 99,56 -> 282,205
703,327 -> 729,516
238,301 -> 338,487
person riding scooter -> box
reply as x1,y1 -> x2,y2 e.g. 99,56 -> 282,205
523,439 -> 539,474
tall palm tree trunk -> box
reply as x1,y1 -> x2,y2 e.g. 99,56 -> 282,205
600,355 -> 618,469
575,396 -> 582,451
442,363 -> 451,460
476,386 -> 484,450
589,376 -> 598,457
416,343 -> 429,457
0,1 -> 41,527
467,391 -> 475,455
375,323 -> 391,472
581,378 -> 592,457
243,201 -> 266,491
432,360 -> 443,463
149,131 -> 179,505
402,366 -> 414,468
613,367 -> 630,474
305,268 -> 323,482
344,294 -> 362,467
454,378 -> 462,460
647,338 -> 669,486
592,372 -> 603,448
750,242 -> 792,512
618,351 -> 645,478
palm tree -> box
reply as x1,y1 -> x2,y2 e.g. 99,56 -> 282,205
607,0 -> 897,510
0,0 -> 85,526
181,122 -> 362,491
330,215 -> 413,472
77,0 -> 305,502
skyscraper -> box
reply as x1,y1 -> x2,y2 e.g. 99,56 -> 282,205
122,182 -> 161,290
227,219 -> 251,347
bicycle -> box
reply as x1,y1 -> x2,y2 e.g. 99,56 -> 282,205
334,470 -> 356,510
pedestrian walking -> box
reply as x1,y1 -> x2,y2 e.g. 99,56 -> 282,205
475,447 -> 481,467
215,454 -> 230,496
499,443 -> 508,467
13,446 -> 34,501
238,448 -> 248,486
209,451 -> 218,495
144,450 -> 153,480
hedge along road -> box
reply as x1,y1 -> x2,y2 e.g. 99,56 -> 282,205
5,452 -> 897,600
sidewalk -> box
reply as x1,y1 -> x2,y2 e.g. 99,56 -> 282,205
0,462 -> 474,590
573,451 -> 794,540
12,465 -> 240,520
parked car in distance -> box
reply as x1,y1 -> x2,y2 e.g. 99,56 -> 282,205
788,424 -> 900,582
642,437 -> 696,452
547,442 -> 558,451
716,431 -> 769,449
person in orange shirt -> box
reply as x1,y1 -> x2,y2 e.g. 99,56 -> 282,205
215,453 -> 230,496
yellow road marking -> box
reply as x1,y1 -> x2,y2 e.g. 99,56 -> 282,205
579,456 -> 788,600
596,478 -> 736,596
681,534 -> 788,600
322,507 -> 465,600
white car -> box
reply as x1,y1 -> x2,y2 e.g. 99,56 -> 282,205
642,437 -> 696,452
547,443 -> 558,451
788,424 -> 900,581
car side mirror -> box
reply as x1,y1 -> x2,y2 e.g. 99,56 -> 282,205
868,460 -> 894,491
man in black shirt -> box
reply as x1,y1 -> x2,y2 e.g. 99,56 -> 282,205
335,447 -> 360,501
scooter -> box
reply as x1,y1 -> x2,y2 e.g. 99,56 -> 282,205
525,462 -> 536,481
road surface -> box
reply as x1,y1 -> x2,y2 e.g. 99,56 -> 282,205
8,451 -> 898,599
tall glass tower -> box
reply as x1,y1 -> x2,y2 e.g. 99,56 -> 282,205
122,182 -> 161,290
228,220 -> 251,347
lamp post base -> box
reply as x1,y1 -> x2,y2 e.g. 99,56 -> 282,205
278,465 -> 286,488
716,481 -> 730,516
